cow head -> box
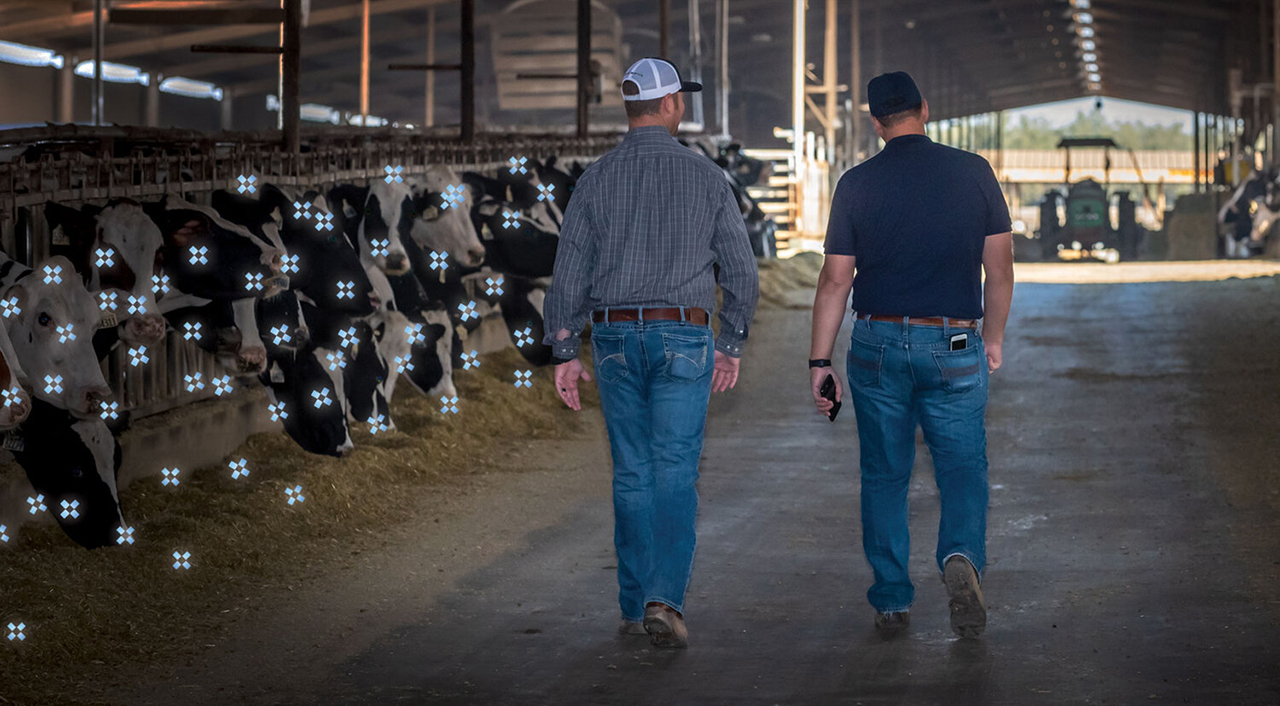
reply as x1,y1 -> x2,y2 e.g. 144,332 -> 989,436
261,343 -> 354,457
407,166 -> 486,268
400,304 -> 455,399
45,200 -> 167,347
3,255 -> 112,418
146,195 -> 288,302
11,398 -> 124,549
354,181 -> 414,276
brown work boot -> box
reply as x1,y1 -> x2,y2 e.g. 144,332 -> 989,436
943,555 -> 987,638
873,610 -> 910,636
618,618 -> 647,636
643,602 -> 688,648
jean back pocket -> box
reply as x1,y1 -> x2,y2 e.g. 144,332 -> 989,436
661,330 -> 710,381
932,346 -> 984,393
847,335 -> 884,389
591,333 -> 630,383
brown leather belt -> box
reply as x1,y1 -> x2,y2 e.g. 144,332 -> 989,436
592,306 -> 710,326
865,315 -> 978,329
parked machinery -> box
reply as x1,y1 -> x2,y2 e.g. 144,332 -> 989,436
1034,137 -> 1145,263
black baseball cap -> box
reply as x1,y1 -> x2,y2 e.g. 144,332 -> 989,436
868,71 -> 923,118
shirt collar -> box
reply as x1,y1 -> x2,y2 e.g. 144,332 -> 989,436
884,133 -> 931,147
626,125 -> 676,139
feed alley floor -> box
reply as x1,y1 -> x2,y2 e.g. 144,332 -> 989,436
107,263 -> 1280,706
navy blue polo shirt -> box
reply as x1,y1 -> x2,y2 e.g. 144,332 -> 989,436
823,133 -> 1011,319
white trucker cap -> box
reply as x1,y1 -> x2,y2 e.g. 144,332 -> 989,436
621,57 -> 702,101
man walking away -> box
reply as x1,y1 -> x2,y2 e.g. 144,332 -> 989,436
543,56 -> 760,648
807,71 -> 1015,638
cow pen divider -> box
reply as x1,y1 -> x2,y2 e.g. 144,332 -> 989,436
0,123 -> 619,426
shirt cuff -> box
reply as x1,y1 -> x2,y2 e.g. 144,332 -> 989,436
550,337 -> 581,360
714,335 -> 744,358
550,352 -> 577,365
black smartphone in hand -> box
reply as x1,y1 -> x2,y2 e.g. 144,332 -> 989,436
819,373 -> 841,422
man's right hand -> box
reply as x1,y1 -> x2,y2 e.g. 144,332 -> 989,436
712,350 -> 739,392
986,341 -> 1003,373
554,358 -> 592,411
810,366 -> 841,416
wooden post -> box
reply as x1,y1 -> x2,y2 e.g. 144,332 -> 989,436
282,0 -> 301,155
824,0 -> 836,165
145,76 -> 161,127
360,0 -> 370,126
461,0 -> 475,141
660,0 -> 670,58
715,0 -> 730,138
576,0 -> 591,137
57,59 -> 75,124
93,0 -> 104,125
850,0 -> 861,165
1193,110 -> 1201,193
425,5 -> 436,127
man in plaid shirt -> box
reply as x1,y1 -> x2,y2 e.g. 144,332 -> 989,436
542,56 -> 760,648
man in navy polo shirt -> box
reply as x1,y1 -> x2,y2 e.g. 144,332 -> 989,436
807,71 -> 1015,638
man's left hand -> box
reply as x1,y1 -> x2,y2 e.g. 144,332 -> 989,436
712,350 -> 740,393
554,358 -> 593,411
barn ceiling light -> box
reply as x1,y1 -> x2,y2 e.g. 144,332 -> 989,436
74,60 -> 149,86
1080,39 -> 1097,51
348,114 -> 387,127
0,40 -> 64,69
1071,0 -> 1091,7
159,76 -> 223,101
1082,52 -> 1097,62
1073,12 -> 1093,24
1087,72 -> 1101,82
1085,63 -> 1099,73
302,104 -> 340,124
1076,25 -> 1095,38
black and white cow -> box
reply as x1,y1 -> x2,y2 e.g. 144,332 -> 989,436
0,253 -> 112,417
9,397 -> 123,549
144,194 -> 288,302
44,199 -> 168,348
406,165 -> 487,269
0,315 -> 30,430
251,287 -> 354,457
328,180 -> 422,277
1218,168 -> 1280,258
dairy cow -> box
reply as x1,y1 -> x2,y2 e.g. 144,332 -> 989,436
44,199 -> 168,348
0,253 -> 112,417
328,181 -> 419,276
254,289 -> 354,457
9,397 -> 124,549
406,165 -> 487,268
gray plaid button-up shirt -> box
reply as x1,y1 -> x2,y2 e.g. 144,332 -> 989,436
542,125 -> 760,359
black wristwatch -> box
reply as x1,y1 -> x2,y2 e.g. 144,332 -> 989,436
808,359 -> 832,368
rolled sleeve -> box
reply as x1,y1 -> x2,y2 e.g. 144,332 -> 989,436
542,174 -> 599,359
709,179 -> 760,358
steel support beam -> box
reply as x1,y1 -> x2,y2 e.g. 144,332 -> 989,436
282,0 -> 301,155
461,0 -> 475,141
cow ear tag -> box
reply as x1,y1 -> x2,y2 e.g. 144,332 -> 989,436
3,431 -> 25,453
455,323 -> 468,341
99,313 -> 118,329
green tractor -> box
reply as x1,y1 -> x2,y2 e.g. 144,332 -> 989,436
1036,137 -> 1145,263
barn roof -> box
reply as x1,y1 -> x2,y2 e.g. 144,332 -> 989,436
0,1 -> 1259,126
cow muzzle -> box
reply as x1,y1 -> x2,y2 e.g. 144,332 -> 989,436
122,313 -> 167,346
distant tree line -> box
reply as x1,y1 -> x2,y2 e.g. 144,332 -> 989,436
1001,110 -> 1193,151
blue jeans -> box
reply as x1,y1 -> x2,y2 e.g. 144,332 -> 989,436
590,309 -> 715,621
845,315 -> 989,613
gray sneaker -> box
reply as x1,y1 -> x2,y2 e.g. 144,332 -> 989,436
618,619 -> 647,636
943,556 -> 987,638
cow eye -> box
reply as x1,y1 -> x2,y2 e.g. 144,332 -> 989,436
71,467 -> 83,478
37,312 -> 50,326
